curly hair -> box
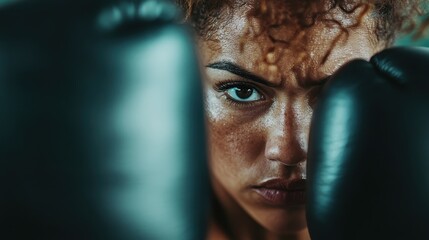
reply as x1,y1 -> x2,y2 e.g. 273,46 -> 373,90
175,0 -> 429,46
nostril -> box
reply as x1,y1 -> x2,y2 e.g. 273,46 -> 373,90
267,155 -> 306,166
267,158 -> 307,180
265,142 -> 307,166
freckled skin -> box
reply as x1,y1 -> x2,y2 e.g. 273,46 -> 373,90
200,2 -> 384,240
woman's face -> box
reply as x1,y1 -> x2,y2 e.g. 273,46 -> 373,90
200,2 -> 382,236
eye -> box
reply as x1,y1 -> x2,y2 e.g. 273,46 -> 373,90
225,85 -> 263,102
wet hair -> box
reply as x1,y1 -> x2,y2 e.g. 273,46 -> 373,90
175,0 -> 429,46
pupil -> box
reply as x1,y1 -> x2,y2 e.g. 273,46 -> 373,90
236,87 -> 253,99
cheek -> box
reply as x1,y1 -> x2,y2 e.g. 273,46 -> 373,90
205,91 -> 266,187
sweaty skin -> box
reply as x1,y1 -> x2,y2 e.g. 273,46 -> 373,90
199,2 -> 384,240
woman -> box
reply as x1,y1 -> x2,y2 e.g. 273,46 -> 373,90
175,0 -> 427,239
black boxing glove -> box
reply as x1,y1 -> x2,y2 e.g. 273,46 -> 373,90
0,1 -> 209,239
307,47 -> 429,240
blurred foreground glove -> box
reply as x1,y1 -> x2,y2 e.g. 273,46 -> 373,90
307,47 -> 429,240
0,1 -> 208,239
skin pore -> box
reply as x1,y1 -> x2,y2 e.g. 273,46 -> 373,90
199,2 -> 385,240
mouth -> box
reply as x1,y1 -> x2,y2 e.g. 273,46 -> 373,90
252,178 -> 306,206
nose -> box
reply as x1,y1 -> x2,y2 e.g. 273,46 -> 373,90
264,102 -> 308,167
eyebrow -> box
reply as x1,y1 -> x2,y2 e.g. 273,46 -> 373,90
206,61 -> 279,87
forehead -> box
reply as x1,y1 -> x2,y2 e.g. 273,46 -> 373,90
200,2 -> 379,86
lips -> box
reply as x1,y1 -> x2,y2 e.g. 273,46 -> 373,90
252,178 -> 306,206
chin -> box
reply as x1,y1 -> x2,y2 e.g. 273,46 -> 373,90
253,205 -> 308,235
